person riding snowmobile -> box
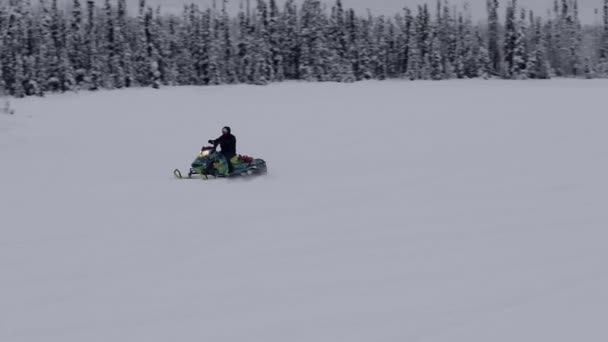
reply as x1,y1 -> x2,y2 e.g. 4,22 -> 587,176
208,126 -> 236,173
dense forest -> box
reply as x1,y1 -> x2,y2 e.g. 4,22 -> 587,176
1,0 -> 607,97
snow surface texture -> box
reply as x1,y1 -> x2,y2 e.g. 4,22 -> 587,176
1,80 -> 607,342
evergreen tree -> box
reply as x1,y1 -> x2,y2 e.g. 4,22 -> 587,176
0,57 -> 4,96
5,0 -> 28,97
252,0 -> 273,84
373,15 -> 388,80
161,16 -> 180,85
49,0 -> 74,91
461,5 -> 478,78
453,12 -> 465,78
236,1 -> 252,83
280,0 -> 299,79
176,5 -> 196,85
416,5 -> 432,79
511,8 -> 528,78
346,8 -> 362,80
221,0 -> 237,83
476,30 -> 491,78
385,19 -> 399,79
569,0 -> 583,76
602,0 -> 608,59
527,17 -> 551,79
148,7 -> 162,88
358,14 -> 373,79
405,8 -> 420,80
583,56 -> 595,78
268,0 -> 284,81
134,0 -> 149,85
487,0 -> 501,75
328,0 -> 353,81
115,0 -> 133,88
503,0 -> 517,78
299,0 -> 330,81
429,27 -> 443,80
14,54 -> 26,98
442,2 -> 457,78
85,0 -> 101,90
69,0 -> 85,85
544,7 -> 558,71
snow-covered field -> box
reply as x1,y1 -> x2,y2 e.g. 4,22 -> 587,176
1,80 -> 607,341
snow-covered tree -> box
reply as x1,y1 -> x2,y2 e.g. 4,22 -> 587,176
487,0 -> 501,75
511,8 -> 529,78
476,30 -> 492,78
327,0 -> 353,82
220,0 -> 237,83
405,8 -> 421,80
268,0 -> 284,81
236,1 -> 252,83
461,5 -> 478,78
114,0 -> 133,88
176,5 -> 196,85
299,0 -> 331,81
252,0 -> 273,84
280,0 -> 299,79
148,7 -> 162,88
68,0 -> 85,85
84,0 -> 101,90
527,16 -> 551,79
503,0 -> 517,78
429,27 -> 443,80
602,0 -> 608,59
1,0 -> 608,97
134,0 -> 150,86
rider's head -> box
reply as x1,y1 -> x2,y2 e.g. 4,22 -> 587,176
222,126 -> 231,135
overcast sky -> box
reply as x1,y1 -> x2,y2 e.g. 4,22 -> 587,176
126,0 -> 599,24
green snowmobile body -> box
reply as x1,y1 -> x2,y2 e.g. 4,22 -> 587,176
184,146 -> 267,179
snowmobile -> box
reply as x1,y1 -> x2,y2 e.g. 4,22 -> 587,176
173,146 -> 267,180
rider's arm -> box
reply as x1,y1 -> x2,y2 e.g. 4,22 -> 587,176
209,136 -> 223,146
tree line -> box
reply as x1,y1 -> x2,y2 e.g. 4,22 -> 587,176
1,0 -> 607,97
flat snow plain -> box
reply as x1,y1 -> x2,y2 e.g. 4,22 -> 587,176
1,79 -> 607,341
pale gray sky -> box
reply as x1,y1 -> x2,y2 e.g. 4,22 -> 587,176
128,0 -> 600,24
